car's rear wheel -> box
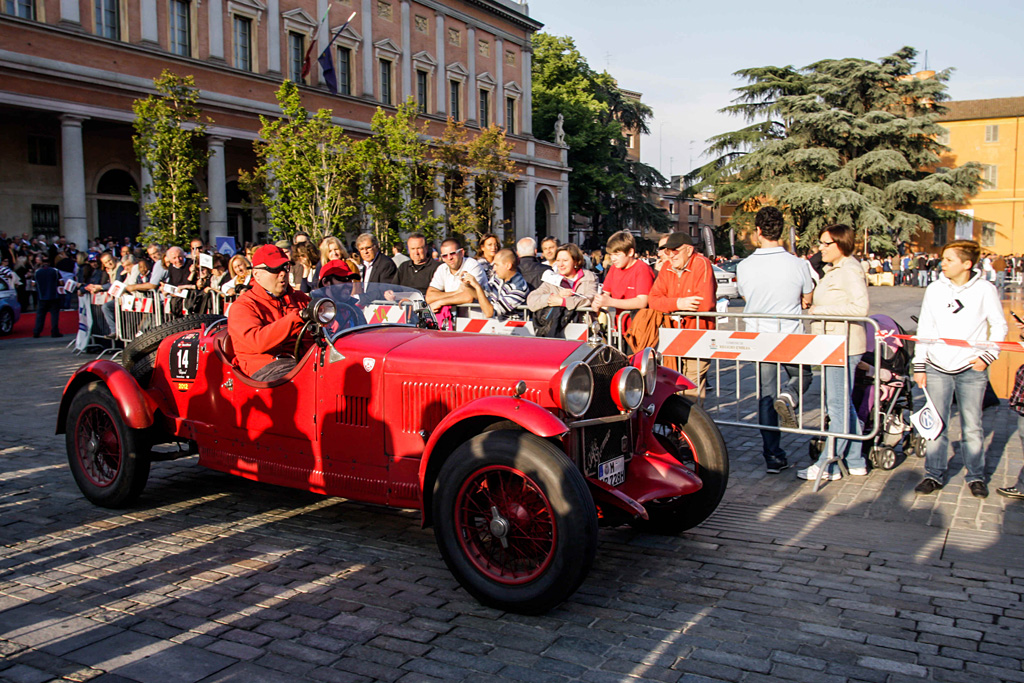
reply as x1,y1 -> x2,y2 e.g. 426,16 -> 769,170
0,308 -> 13,335
632,395 -> 729,534
66,381 -> 150,508
122,313 -> 224,381
433,430 -> 597,614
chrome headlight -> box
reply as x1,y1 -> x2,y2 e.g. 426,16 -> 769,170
312,298 -> 337,325
560,362 -> 593,418
638,347 -> 658,395
613,366 -> 644,412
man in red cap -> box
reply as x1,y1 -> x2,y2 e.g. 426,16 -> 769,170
228,243 -> 310,382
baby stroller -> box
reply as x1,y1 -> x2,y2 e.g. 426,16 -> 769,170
853,314 -> 925,470
808,315 -> 925,470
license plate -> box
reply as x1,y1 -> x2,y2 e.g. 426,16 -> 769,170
598,456 -> 625,486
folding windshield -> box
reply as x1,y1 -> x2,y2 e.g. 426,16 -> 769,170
311,283 -> 436,342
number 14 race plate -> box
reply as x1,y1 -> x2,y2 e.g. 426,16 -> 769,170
598,456 -> 625,486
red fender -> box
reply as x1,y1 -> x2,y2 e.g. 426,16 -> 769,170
56,360 -> 157,434
653,364 -> 695,401
417,396 -> 569,523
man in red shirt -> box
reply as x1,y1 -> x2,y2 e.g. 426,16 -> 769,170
648,232 -> 717,396
228,244 -> 310,382
592,230 -> 654,334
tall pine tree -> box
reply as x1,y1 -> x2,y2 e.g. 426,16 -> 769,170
689,47 -> 982,252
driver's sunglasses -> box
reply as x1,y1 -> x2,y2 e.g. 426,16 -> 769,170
658,246 -> 668,252
258,263 -> 292,274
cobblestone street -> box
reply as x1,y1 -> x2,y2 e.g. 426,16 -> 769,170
1,312 -> 1023,682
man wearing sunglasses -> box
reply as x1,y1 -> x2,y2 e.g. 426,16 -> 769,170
227,244 -> 310,382
425,236 -> 487,313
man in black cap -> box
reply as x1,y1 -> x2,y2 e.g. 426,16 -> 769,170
648,231 -> 717,396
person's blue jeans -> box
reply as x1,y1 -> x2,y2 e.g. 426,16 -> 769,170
1013,414 -> 1024,490
814,353 -> 865,474
758,362 -> 813,462
924,367 -> 988,483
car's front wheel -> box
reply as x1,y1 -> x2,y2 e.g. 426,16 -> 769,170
632,395 -> 729,534
66,381 -> 150,508
0,308 -> 14,335
433,430 -> 597,614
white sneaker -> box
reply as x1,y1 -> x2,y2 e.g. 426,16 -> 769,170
797,464 -> 842,481
847,467 -> 868,476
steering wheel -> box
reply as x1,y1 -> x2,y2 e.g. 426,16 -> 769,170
336,301 -> 363,331
293,320 -> 322,359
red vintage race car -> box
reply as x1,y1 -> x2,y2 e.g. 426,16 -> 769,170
57,283 -> 728,614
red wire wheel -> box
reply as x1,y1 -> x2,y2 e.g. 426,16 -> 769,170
65,382 -> 150,508
432,430 -> 597,614
73,402 -> 123,488
633,395 -> 729,534
454,465 -> 556,585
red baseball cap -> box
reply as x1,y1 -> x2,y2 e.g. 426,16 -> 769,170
318,259 -> 356,285
252,244 -> 291,269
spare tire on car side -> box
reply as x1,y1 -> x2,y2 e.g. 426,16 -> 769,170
122,313 -> 225,380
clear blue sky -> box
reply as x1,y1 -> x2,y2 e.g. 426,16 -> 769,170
532,0 -> 1024,179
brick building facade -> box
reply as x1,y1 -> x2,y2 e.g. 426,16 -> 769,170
0,0 -> 569,249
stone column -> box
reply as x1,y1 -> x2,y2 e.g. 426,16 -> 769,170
208,0 -> 224,59
60,115 -> 89,248
525,178 -> 536,238
495,38 -> 504,127
400,0 -> 412,101
59,0 -> 80,25
433,174 -> 446,229
434,12 -> 445,115
467,25 -> 477,122
514,181 -> 529,241
207,137 -> 228,241
361,0 -> 374,98
141,0 -> 158,44
521,46 -> 533,136
267,0 -> 281,72
140,165 -> 153,230
492,190 -> 503,242
557,185 -> 570,243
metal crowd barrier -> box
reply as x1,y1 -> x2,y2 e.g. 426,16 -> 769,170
658,311 -> 882,490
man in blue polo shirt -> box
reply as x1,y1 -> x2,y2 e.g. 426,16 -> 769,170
737,206 -> 814,473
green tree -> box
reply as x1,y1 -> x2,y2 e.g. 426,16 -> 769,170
434,118 -> 518,244
241,80 -> 359,243
688,47 -> 982,252
132,70 -> 210,245
353,100 -> 438,248
531,33 -> 669,241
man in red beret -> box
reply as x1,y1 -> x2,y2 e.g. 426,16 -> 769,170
227,244 -> 310,382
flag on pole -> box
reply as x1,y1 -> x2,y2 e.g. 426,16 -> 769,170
319,50 -> 337,94
316,11 -> 356,92
300,3 -> 333,80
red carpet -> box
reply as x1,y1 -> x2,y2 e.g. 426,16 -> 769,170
3,310 -> 79,340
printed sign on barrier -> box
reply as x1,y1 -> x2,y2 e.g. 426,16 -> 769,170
659,329 -> 847,366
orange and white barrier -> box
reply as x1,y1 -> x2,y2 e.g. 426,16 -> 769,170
659,329 -> 848,366
454,317 -> 590,341
363,304 -> 408,325
879,331 -> 1023,354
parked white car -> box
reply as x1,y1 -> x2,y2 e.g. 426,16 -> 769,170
713,265 -> 738,299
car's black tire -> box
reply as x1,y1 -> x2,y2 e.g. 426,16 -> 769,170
432,430 -> 597,614
632,395 -> 729,535
0,308 -> 14,335
122,313 -> 224,378
66,381 -> 150,508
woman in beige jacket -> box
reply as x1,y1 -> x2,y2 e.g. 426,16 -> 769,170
800,224 -> 870,482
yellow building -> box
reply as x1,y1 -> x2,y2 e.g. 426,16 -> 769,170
936,97 -> 1024,255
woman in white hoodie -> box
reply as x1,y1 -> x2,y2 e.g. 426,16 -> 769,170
912,240 -> 1006,498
